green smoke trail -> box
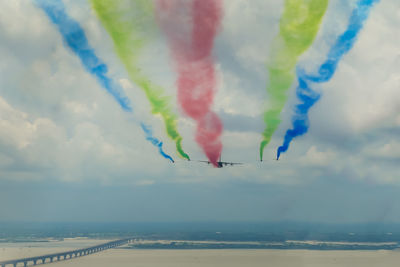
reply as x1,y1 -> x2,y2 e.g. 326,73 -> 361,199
91,0 -> 189,160
260,0 -> 329,161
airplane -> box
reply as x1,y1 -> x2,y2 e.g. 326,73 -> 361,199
198,156 -> 243,168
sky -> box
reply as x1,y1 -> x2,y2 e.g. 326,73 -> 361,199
0,0 -> 399,223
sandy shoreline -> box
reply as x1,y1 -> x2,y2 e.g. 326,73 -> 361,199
2,246 -> 400,267
27,249 -> 400,267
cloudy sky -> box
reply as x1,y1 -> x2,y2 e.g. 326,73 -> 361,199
0,0 -> 399,223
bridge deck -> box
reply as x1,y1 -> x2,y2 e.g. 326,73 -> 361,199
0,238 -> 134,267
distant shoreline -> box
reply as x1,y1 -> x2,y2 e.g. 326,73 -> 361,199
2,221 -> 400,252
120,239 -> 400,251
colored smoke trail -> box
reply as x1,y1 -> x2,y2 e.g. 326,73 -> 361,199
35,0 -> 132,111
259,0 -> 329,161
35,0 -> 174,162
90,0 -> 189,161
141,123 -> 174,163
155,0 -> 223,167
277,0 -> 379,160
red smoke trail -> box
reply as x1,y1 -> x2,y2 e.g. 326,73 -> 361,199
156,0 -> 223,167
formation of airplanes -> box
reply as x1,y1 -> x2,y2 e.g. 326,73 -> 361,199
172,155 -> 281,168
171,155 -> 243,168
197,158 -> 243,168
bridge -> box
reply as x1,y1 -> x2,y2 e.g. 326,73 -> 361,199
0,238 -> 135,267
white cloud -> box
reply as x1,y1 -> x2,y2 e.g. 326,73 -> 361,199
364,140 -> 400,160
299,146 -> 336,167
0,96 -> 59,149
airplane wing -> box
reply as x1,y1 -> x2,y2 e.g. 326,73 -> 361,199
197,160 -> 212,164
220,161 -> 243,166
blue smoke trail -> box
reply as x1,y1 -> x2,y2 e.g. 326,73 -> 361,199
35,0 -> 174,162
141,123 -> 174,163
35,0 -> 131,111
276,0 -> 379,160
